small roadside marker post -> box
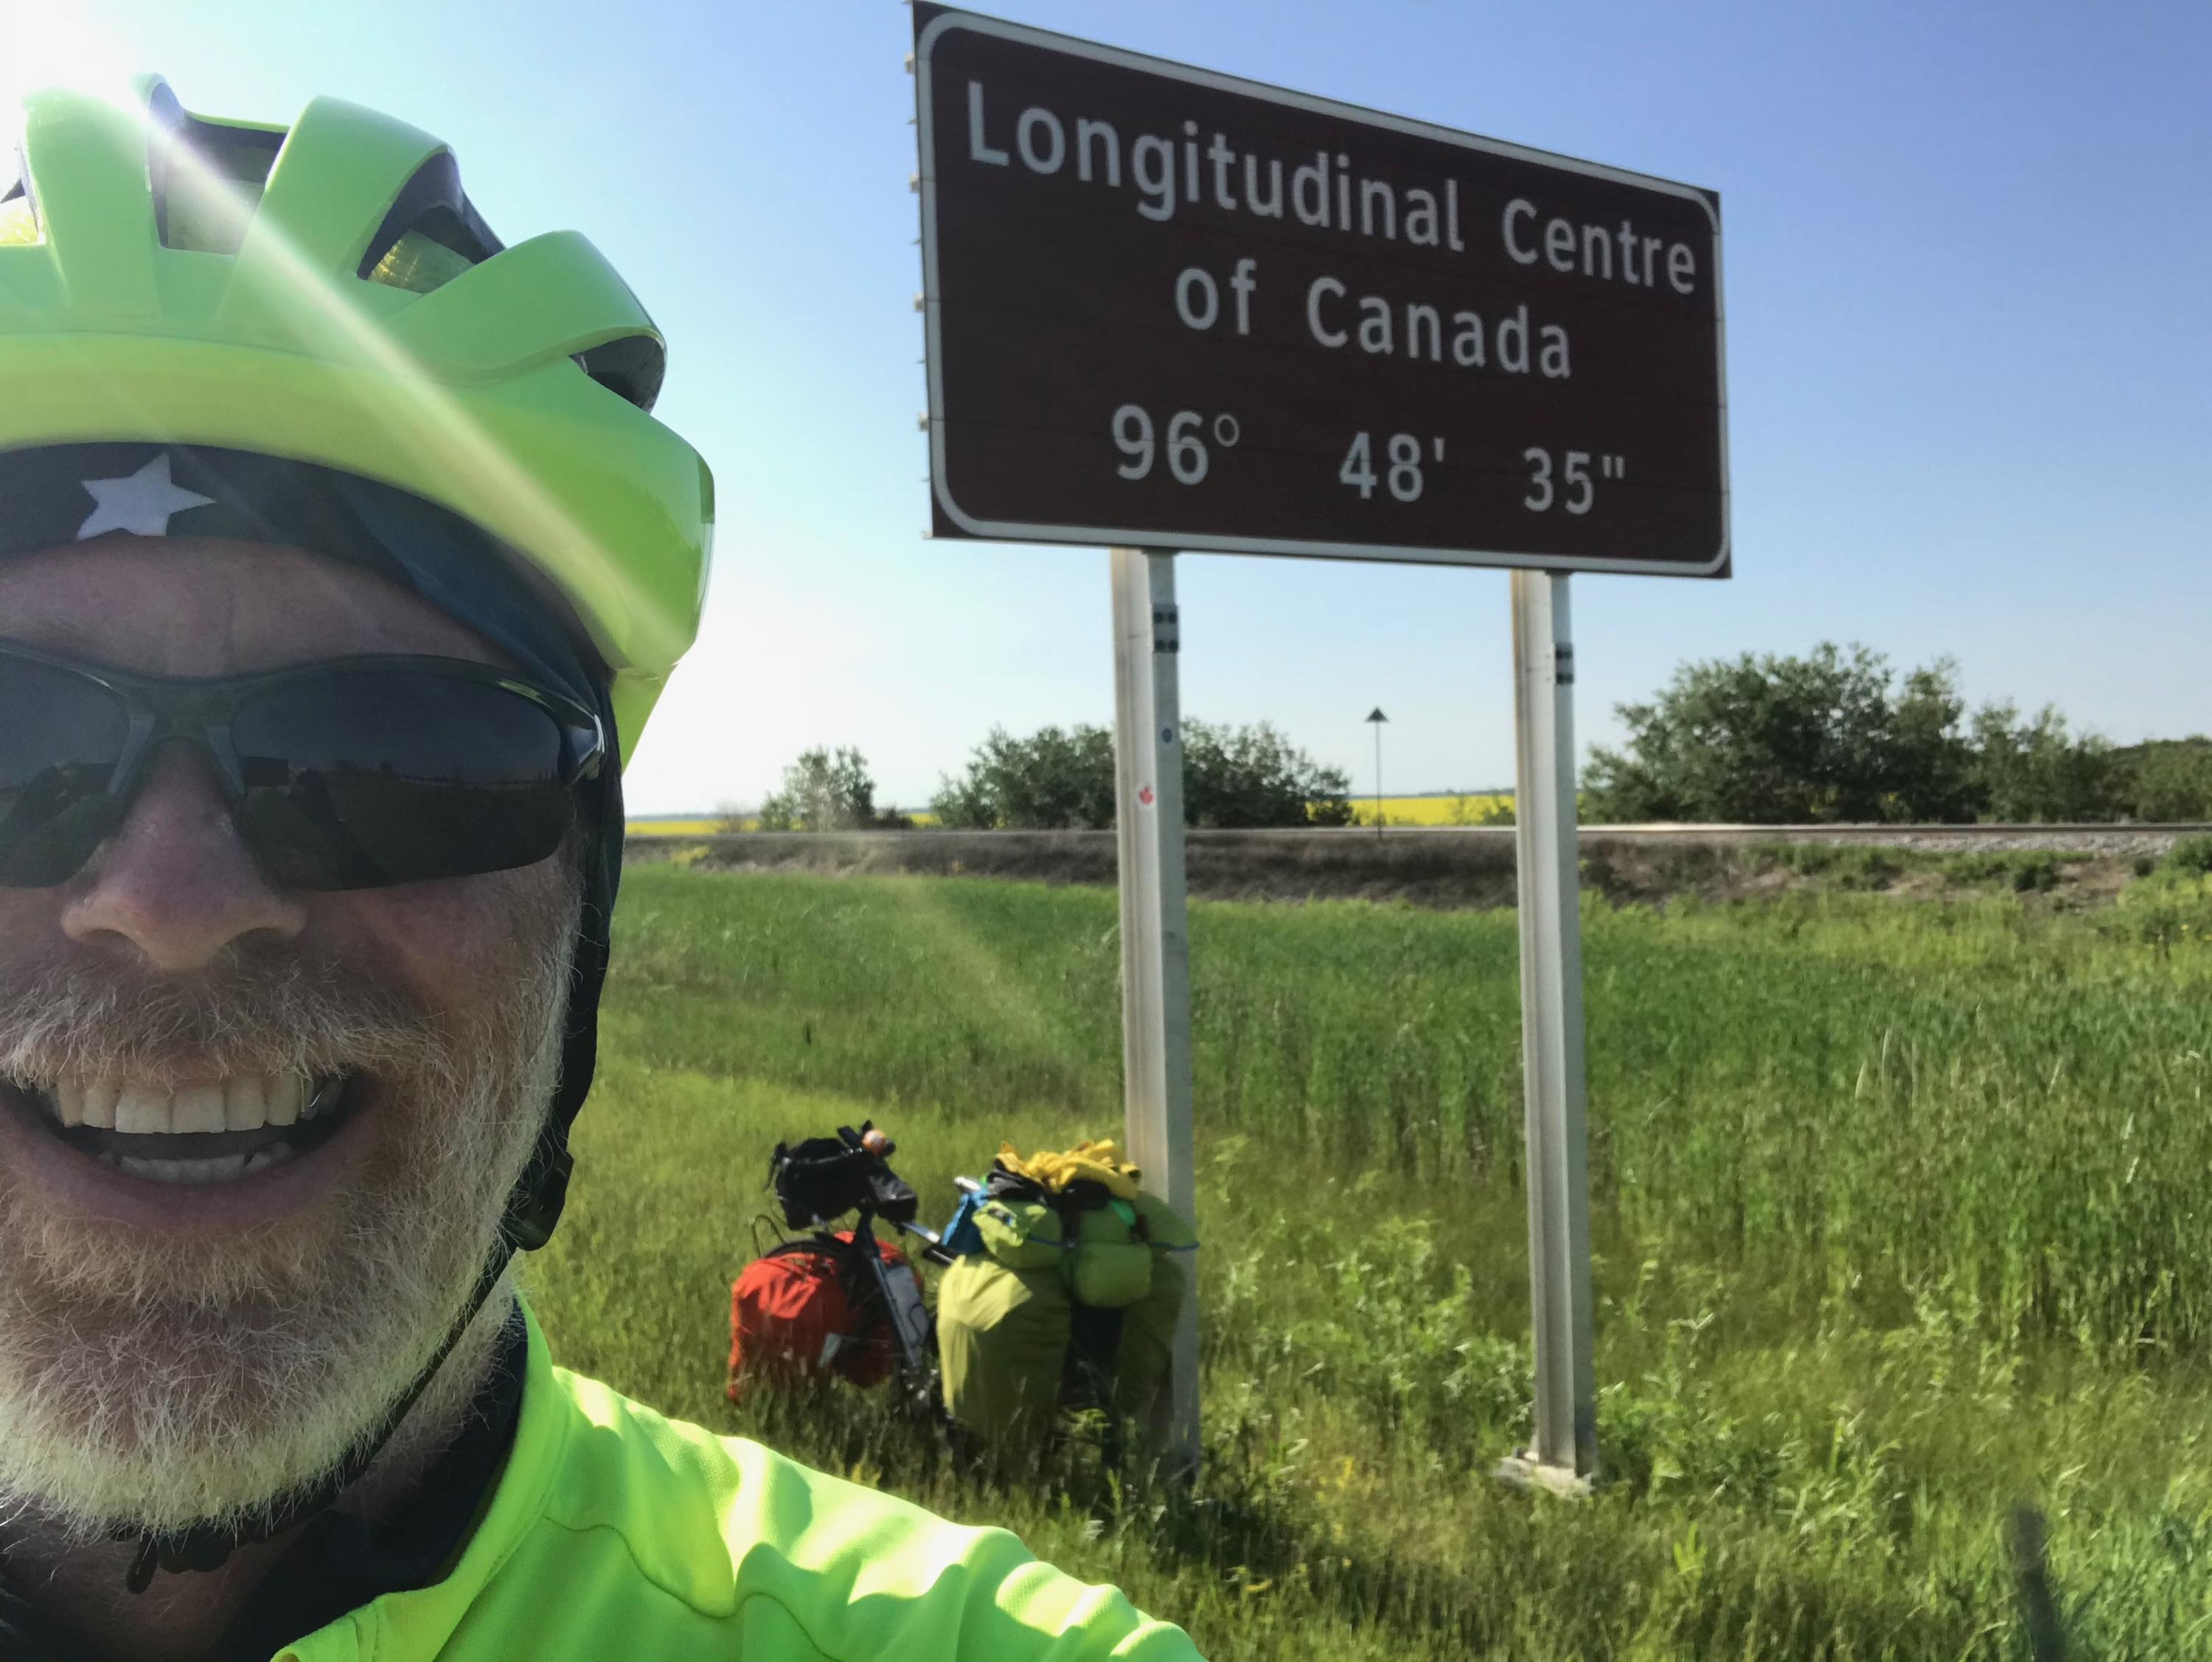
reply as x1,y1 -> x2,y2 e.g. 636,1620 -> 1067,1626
1497,571 -> 1597,1495
1109,546 -> 1201,1475
1366,707 -> 1388,838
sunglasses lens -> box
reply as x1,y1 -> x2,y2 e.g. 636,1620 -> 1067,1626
0,656 -> 131,886
229,670 -> 577,889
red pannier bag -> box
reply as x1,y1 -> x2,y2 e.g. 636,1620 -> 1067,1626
726,1231 -> 920,1401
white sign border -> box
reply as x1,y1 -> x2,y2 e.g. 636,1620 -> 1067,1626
915,6 -> 1731,577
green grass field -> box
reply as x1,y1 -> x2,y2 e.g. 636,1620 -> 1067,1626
524,860 -> 2212,1659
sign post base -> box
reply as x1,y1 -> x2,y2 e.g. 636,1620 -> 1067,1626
1494,1450 -> 1595,1501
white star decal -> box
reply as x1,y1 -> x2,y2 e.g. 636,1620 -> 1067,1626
76,454 -> 217,540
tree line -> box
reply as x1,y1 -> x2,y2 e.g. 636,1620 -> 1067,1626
1583,642 -> 2212,824
737,721 -> 1354,832
731,644 -> 2212,833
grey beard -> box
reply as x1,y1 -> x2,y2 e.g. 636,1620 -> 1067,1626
0,906 -> 572,1545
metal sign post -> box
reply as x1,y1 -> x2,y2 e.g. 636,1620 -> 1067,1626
1499,570 -> 1597,1493
1109,546 -> 1200,1474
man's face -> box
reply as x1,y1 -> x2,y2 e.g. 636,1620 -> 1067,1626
0,537 -> 577,1540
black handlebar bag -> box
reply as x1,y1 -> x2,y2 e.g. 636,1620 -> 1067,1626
769,1130 -> 918,1228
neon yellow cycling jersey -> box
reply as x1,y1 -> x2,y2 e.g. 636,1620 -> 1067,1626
271,1308 -> 1203,1661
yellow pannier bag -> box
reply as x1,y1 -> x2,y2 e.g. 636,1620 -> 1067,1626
1066,1199 -> 1154,1310
1113,1256 -> 1189,1424
1113,1192 -> 1197,1418
939,1188 -> 1200,1450
974,1196 -> 1066,1273
1130,1190 -> 1198,1253
936,1256 -> 1069,1444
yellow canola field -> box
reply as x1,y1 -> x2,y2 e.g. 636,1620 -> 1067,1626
626,814 -> 945,835
627,795 -> 1511,836
1349,793 -> 1514,827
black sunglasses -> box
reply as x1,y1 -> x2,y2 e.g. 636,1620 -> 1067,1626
0,640 -> 605,891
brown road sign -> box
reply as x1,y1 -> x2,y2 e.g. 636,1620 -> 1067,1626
913,6 -> 1729,577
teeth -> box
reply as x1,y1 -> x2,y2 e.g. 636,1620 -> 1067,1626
265,1075 -> 302,1128
116,1085 -> 171,1136
172,1083 -> 228,1135
34,1073 -> 329,1137
105,1147 -> 292,1184
83,1083 -> 117,1129
225,1075 -> 267,1133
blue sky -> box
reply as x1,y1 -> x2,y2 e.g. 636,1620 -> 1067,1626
15,1 -> 2210,813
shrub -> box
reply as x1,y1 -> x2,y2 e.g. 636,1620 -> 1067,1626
757,747 -> 905,832
930,724 -> 1118,830
1583,643 -> 1978,824
1585,646 -> 2126,827
1970,702 -> 2122,821
2164,834 -> 2212,875
2112,867 -> 2212,953
931,719 -> 1352,829
1184,720 -> 1354,829
2124,740 -> 2212,821
1748,842 -> 1903,889
1938,851 -> 2070,892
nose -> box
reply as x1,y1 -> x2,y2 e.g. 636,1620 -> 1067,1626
61,745 -> 307,970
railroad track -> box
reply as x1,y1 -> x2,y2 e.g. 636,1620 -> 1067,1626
627,823 -> 2212,857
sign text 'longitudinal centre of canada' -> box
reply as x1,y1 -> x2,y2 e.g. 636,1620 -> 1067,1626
914,6 -> 1729,576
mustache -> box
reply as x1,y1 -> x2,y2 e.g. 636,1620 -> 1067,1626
0,947 -> 447,1088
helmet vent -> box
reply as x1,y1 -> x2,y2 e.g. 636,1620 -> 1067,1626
147,97 -> 285,257
574,335 -> 666,413
366,229 -> 479,295
0,145 -> 33,248
358,151 -> 503,293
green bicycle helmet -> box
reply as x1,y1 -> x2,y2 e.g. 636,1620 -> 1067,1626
0,77 -> 712,758
0,78 -> 714,1582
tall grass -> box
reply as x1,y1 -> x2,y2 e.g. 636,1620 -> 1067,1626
599,869 -> 2212,1352
526,866 -> 2212,1659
